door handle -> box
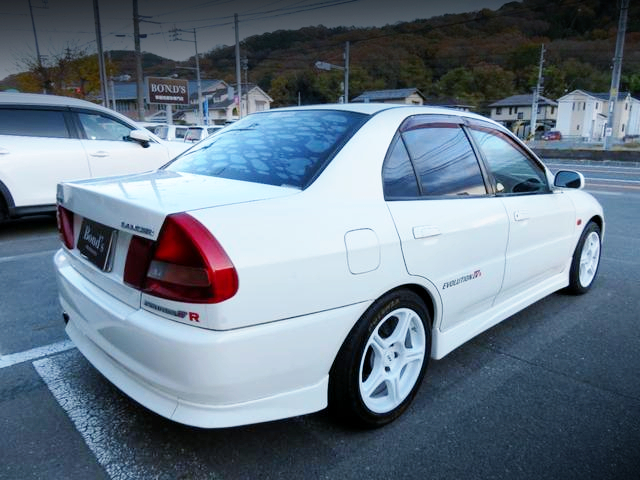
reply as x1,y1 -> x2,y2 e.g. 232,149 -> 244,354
413,225 -> 441,239
89,151 -> 110,158
0,147 -> 9,155
514,211 -> 529,221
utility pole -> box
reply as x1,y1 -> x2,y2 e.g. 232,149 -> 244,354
93,0 -> 109,107
133,0 -> 145,121
529,44 -> 544,141
604,0 -> 629,150
170,27 -> 203,124
28,0 -> 45,92
234,13 -> 243,119
344,41 -> 349,104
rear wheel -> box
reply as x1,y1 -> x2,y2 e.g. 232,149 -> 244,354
329,290 -> 431,428
567,221 -> 601,294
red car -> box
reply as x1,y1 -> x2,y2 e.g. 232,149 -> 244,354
542,130 -> 562,141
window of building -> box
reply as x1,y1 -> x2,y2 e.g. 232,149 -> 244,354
496,107 -> 502,115
551,107 -> 555,115
583,103 -> 586,110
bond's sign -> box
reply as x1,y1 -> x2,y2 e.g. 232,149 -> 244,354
147,77 -> 189,105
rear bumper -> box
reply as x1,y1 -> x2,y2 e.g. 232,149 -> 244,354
55,249 -> 366,428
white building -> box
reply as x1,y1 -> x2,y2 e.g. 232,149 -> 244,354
556,90 -> 640,142
180,82 -> 273,125
488,94 -> 558,139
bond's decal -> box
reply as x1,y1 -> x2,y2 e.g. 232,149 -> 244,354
442,270 -> 482,290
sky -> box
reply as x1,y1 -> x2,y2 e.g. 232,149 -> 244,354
0,0 -> 511,80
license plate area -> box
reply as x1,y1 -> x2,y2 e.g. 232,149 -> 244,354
77,218 -> 117,272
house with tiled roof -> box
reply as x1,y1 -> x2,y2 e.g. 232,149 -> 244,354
180,82 -> 273,124
352,88 -> 426,105
106,79 -> 272,124
488,94 -> 558,138
556,90 -> 640,141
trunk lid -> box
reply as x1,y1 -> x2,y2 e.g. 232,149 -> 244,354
57,170 -> 299,240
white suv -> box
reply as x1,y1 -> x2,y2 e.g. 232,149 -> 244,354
0,92 -> 188,221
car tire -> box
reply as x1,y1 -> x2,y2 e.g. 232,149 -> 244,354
566,221 -> 601,295
0,195 -> 8,222
329,289 -> 431,428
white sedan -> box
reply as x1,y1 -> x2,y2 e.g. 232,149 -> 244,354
54,104 -> 603,429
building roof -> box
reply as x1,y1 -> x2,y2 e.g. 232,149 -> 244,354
558,89 -> 637,102
352,88 -> 425,103
489,94 -> 557,108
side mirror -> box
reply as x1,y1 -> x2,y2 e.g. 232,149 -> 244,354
554,170 -> 585,189
129,129 -> 151,148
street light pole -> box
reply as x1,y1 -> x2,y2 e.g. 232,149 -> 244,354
315,42 -> 350,103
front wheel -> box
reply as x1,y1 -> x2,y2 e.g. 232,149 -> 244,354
567,221 -> 601,295
329,290 -> 431,428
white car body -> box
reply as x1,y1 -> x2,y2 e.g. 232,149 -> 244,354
54,104 -> 604,428
0,93 -> 189,219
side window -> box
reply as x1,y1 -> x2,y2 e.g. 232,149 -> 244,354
78,112 -> 132,141
0,108 -> 70,138
469,128 -> 549,194
403,125 -> 487,196
382,137 -> 420,198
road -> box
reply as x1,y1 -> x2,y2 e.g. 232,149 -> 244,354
1,161 -> 639,480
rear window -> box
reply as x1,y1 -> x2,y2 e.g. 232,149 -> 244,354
165,110 -> 368,189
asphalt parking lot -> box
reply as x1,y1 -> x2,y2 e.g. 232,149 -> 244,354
0,160 -> 639,480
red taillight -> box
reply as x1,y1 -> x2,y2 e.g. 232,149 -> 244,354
124,213 -> 238,304
56,205 -> 74,249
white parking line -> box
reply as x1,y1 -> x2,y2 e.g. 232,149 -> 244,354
0,249 -> 58,264
34,350 -> 212,480
0,339 -> 75,369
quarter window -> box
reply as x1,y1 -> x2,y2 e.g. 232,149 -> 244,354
0,108 -> 70,138
382,137 -> 420,198
469,128 -> 548,194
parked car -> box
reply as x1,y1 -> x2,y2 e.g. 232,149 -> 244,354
154,124 -> 190,142
55,104 -> 603,429
542,130 -> 562,141
0,93 -> 188,221
183,125 -> 224,143
138,122 -> 165,135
